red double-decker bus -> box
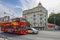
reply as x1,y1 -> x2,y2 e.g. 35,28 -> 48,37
1,18 -> 28,34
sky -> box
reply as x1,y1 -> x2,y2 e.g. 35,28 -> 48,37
0,0 -> 60,18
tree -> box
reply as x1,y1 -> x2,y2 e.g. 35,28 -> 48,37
49,12 -> 55,17
48,13 -> 60,26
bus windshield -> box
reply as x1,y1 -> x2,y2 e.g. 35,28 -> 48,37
16,26 -> 27,30
20,26 -> 27,29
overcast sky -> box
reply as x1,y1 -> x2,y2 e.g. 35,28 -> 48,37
0,0 -> 60,17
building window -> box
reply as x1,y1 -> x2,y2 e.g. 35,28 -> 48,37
34,23 -> 35,26
25,16 -> 26,19
45,23 -> 46,26
40,14 -> 43,16
45,19 -> 46,21
33,18 -> 36,20
33,22 -> 36,26
45,15 -> 46,17
40,10 -> 43,12
40,17 -> 42,20
40,22 -> 42,24
34,14 -> 36,17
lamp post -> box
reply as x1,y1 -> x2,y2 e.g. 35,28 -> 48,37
53,10 -> 56,30
53,10 -> 55,23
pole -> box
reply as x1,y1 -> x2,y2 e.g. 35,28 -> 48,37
53,10 -> 55,30
54,15 -> 55,24
54,15 -> 55,30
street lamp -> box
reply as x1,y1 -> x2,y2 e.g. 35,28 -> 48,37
53,10 -> 56,30
53,10 -> 55,24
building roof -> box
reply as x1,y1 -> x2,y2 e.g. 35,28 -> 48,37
23,2 -> 47,15
38,2 -> 42,7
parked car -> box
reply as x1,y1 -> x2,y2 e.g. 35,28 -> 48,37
27,28 -> 38,34
55,26 -> 60,30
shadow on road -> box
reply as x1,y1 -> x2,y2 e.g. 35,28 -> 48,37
0,32 -> 25,38
0,32 -> 33,40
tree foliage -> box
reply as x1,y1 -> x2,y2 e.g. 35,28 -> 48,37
48,13 -> 60,26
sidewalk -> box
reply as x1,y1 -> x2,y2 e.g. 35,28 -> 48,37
0,38 -> 7,40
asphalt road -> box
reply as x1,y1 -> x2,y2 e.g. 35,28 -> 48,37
0,31 -> 60,40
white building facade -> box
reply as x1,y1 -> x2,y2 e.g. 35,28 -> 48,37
23,3 -> 48,30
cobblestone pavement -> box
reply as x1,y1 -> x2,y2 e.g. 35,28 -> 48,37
0,31 -> 60,40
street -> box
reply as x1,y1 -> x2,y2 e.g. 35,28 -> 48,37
0,31 -> 60,40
